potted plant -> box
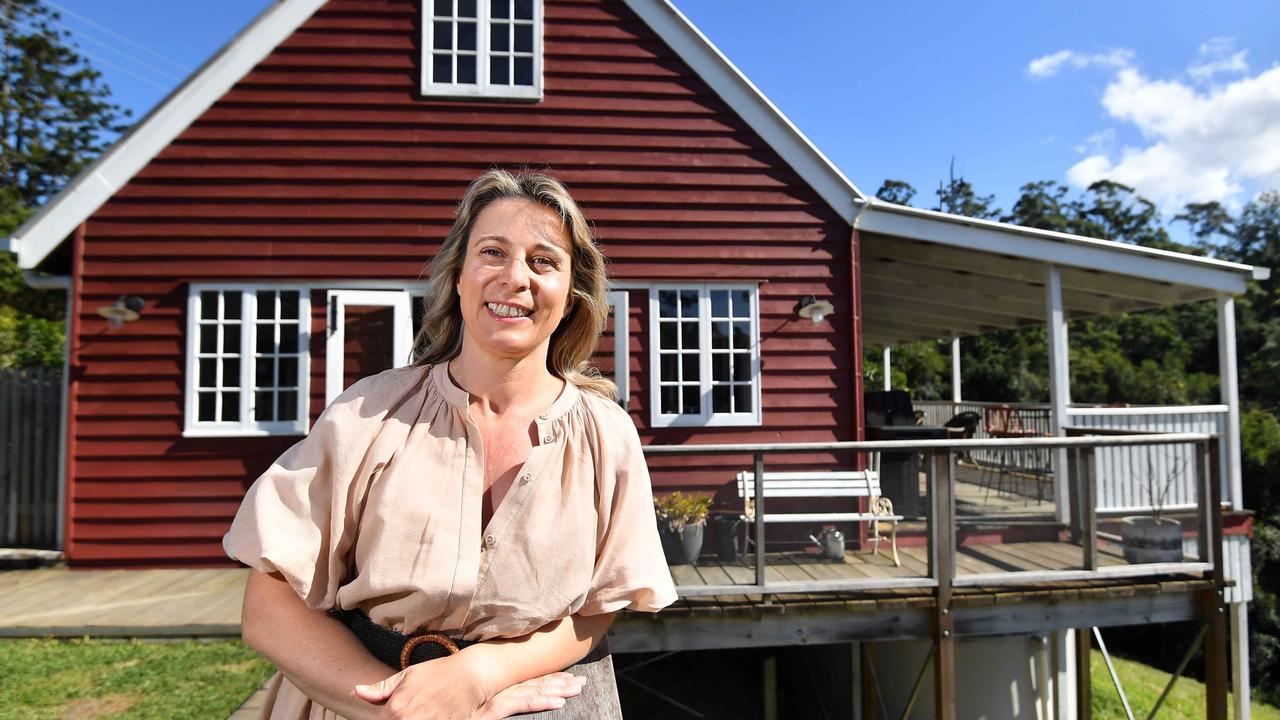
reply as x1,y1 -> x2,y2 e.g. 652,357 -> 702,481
1119,447 -> 1186,564
654,491 -> 712,565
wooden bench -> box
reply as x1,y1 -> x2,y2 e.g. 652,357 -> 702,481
735,470 -> 901,566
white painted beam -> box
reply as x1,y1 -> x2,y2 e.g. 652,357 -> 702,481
1046,266 -> 1072,524
1231,601 -> 1251,720
1217,296 -> 1243,510
952,337 -> 962,404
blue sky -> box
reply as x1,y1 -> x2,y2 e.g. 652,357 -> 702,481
51,0 -> 1280,232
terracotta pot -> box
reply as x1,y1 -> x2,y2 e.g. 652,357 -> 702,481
1120,516 -> 1183,564
659,523 -> 704,565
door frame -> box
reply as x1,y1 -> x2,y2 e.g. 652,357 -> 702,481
608,290 -> 629,407
325,289 -> 412,404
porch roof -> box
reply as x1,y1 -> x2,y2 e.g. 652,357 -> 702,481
856,199 -> 1271,348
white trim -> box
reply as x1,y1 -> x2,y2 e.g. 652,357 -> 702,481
1045,266 -> 1071,525
859,199 -> 1263,294
647,283 -> 762,428
607,290 -> 630,407
1218,296 -> 1244,511
324,290 -> 412,405
620,0 -> 863,220
9,0 -> 328,269
183,284 -> 312,438
950,336 -> 961,403
420,0 -> 543,101
1065,404 -> 1229,417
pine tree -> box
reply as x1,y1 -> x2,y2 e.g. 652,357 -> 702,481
0,0 -> 130,368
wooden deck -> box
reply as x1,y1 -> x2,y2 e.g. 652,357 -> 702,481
0,566 -> 246,637
610,538 -> 1213,652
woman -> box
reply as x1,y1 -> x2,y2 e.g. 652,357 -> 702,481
225,169 -> 677,719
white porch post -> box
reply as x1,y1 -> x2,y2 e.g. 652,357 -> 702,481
882,347 -> 891,391
1216,296 -> 1243,510
1046,266 -> 1072,524
951,336 -> 962,404
1232,602 -> 1252,720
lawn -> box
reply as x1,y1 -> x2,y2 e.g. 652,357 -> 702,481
0,638 -> 274,720
1092,650 -> 1280,719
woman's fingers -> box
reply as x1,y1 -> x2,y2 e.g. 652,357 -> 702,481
353,670 -> 405,703
476,674 -> 587,720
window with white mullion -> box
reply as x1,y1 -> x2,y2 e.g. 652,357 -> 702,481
186,285 -> 309,437
423,0 -> 540,99
194,290 -> 244,424
252,289 -> 303,424
650,284 -> 761,428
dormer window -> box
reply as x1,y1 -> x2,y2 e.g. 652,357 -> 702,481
422,0 -> 542,100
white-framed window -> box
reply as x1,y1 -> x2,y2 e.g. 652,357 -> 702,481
421,0 -> 542,100
184,285 -> 311,437
648,284 -> 761,428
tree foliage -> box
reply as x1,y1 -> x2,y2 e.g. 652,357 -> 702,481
0,0 -> 129,368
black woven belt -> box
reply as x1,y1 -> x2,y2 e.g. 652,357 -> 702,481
340,610 -> 477,670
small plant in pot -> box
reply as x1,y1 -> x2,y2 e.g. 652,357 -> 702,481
655,491 -> 712,565
1119,448 -> 1187,564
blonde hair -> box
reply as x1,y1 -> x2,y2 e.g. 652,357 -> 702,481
411,169 -> 615,399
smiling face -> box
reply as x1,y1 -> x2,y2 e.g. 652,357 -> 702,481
455,197 -> 574,364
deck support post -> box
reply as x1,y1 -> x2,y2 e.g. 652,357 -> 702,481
1205,438 -> 1228,720
930,449 -> 956,720
762,654 -> 778,720
1074,628 -> 1092,720
1045,265 -> 1072,525
752,452 -> 768,604
883,347 -> 891,391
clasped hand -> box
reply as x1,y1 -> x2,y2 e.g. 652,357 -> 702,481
354,652 -> 586,719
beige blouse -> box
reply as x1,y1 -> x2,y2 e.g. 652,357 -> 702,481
224,362 -> 677,720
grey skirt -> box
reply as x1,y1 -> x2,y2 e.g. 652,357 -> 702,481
514,637 -> 622,719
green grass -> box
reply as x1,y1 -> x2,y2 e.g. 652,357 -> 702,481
1092,650 -> 1280,719
0,638 -> 275,720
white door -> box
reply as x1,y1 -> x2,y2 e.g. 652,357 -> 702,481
325,290 -> 412,404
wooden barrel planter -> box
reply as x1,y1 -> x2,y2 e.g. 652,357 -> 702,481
1119,516 -> 1184,564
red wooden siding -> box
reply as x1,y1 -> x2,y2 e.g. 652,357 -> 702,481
67,0 -> 858,566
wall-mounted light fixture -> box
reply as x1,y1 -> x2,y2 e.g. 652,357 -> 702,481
96,295 -> 145,328
794,295 -> 833,324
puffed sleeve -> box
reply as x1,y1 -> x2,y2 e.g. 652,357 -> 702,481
577,406 -> 678,616
222,376 -> 384,610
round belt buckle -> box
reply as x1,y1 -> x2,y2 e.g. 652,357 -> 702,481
400,633 -> 460,669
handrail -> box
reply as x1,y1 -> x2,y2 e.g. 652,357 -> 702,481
641,432 -> 1214,456
643,433 -> 1224,602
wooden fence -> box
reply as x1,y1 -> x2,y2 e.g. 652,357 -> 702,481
1,366 -> 62,549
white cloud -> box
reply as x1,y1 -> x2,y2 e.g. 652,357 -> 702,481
1046,43 -> 1280,210
1074,128 -> 1115,155
1027,49 -> 1134,78
1188,37 -> 1249,83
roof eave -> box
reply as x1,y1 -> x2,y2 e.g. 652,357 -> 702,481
621,0 -> 865,220
859,199 -> 1262,296
6,0 -> 329,270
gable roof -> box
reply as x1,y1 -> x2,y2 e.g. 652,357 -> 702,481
3,0 -> 865,271
4,0 -> 1266,304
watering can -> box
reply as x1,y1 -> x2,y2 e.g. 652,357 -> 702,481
809,526 -> 845,561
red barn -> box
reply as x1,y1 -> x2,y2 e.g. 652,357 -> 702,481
10,0 -> 868,567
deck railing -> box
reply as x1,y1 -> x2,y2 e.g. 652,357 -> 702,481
915,400 -> 1233,511
644,433 -> 1223,598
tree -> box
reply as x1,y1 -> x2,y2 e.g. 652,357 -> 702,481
874,179 -> 916,206
0,0 -> 130,368
934,159 -> 1000,220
